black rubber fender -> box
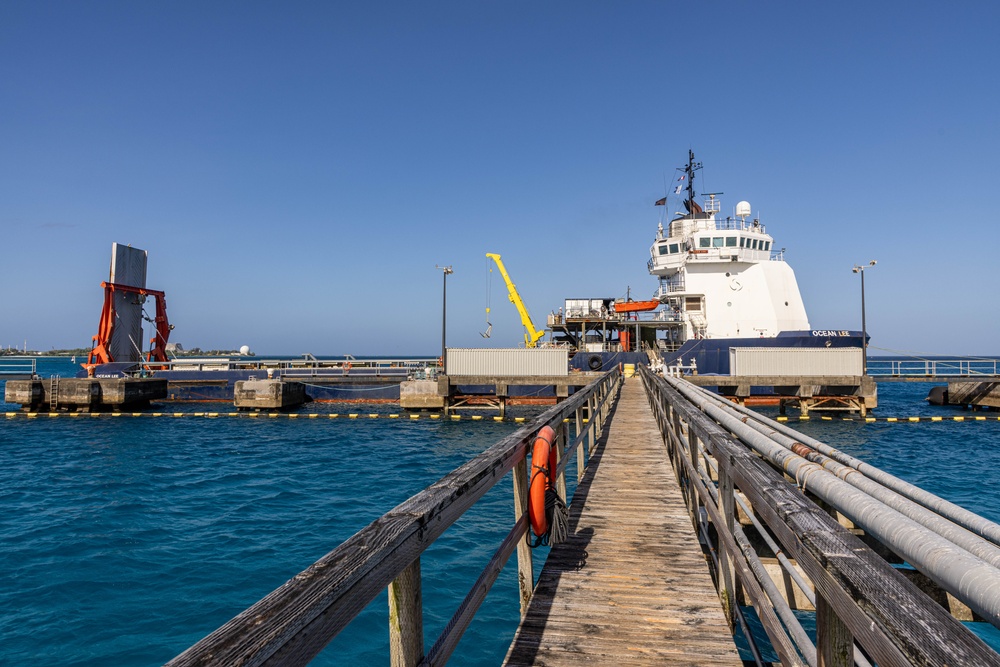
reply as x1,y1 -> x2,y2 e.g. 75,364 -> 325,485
587,354 -> 603,372
926,385 -> 948,406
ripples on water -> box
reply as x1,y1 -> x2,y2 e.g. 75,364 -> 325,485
2,360 -> 999,664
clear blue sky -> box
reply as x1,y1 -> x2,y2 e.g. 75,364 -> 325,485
2,2 -> 998,356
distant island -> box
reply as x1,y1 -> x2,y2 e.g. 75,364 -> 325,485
0,346 -> 249,358
0,348 -> 91,357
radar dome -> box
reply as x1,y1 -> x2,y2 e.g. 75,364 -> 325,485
239,345 -> 251,356
736,201 -> 752,219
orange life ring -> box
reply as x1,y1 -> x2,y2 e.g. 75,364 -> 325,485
528,425 -> 557,538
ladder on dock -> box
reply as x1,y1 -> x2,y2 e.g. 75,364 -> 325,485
504,379 -> 740,665
48,376 -> 59,412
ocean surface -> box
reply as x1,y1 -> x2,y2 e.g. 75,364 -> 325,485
3,357 -> 1000,665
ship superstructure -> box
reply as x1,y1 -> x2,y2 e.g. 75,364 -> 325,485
648,150 -> 810,344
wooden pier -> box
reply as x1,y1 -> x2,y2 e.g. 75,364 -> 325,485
166,366 -> 1000,667
504,379 -> 739,665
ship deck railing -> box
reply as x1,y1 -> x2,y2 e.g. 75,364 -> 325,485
555,311 -> 683,324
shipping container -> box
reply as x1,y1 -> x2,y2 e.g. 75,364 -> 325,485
445,348 -> 568,377
729,348 -> 863,376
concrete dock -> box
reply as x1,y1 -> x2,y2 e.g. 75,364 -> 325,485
4,377 -> 167,412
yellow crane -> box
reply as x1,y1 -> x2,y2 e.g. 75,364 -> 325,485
485,253 -> 546,348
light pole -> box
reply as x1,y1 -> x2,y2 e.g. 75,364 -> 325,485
852,260 -> 877,375
436,265 -> 453,368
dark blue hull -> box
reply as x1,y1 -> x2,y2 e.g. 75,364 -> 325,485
665,330 -> 866,375
570,330 -> 865,376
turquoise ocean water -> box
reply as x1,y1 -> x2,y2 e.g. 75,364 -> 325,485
3,357 -> 1000,664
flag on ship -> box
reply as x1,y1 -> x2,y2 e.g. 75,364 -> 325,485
654,197 -> 667,206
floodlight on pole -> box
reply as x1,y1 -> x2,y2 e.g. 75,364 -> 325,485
852,260 -> 877,374
436,265 -> 453,367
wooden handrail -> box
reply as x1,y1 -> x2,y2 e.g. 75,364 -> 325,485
639,365 -> 999,666
167,368 -> 622,667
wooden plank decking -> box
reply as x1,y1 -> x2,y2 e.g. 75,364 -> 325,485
504,378 -> 741,666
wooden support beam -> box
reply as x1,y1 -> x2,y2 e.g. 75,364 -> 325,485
817,593 -> 853,667
511,456 -> 533,616
388,558 -> 423,667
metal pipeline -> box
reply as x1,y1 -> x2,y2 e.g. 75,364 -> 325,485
663,375 -> 1000,627
685,384 -> 1000,571
696,462 -> 817,665
693,434 -> 875,667
714,389 -> 1000,548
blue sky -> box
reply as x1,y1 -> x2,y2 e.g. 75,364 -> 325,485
2,2 -> 998,356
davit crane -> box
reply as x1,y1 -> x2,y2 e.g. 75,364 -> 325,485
485,253 -> 546,349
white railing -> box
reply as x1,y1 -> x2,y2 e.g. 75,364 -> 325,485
867,358 -> 1000,377
108,356 -> 439,378
656,276 -> 686,296
0,358 -> 36,378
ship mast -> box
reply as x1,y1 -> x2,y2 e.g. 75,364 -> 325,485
684,149 -> 703,214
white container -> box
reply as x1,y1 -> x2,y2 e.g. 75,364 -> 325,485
445,348 -> 568,377
729,348 -> 863,376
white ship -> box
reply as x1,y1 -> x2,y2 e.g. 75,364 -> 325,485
553,150 -> 863,373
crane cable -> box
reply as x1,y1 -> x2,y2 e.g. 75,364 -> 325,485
481,258 -> 493,338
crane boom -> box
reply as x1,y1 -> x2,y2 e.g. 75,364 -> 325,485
485,253 -> 545,348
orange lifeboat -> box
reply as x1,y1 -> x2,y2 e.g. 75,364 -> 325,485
613,299 -> 660,313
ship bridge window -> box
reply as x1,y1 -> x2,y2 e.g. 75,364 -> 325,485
739,237 -> 746,248
658,244 -> 669,255
726,236 -> 737,247
712,237 -> 724,248
699,237 -> 710,248
669,243 -> 679,254
763,241 -> 770,251
752,239 -> 759,250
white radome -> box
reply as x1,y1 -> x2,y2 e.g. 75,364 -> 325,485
239,345 -> 251,356
735,201 -> 752,219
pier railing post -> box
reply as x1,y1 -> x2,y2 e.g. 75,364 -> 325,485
554,422 -> 568,503
717,460 -> 737,631
817,594 -> 853,667
687,433 -> 701,531
388,557 -> 423,667
512,455 -> 534,615
575,405 -> 585,482
587,395 -> 597,456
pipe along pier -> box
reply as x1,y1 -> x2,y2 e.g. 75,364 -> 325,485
164,367 -> 1000,666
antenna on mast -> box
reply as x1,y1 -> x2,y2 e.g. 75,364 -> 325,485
683,150 -> 704,215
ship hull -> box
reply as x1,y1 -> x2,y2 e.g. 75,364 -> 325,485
569,331 -> 865,376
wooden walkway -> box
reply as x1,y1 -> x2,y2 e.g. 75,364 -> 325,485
504,378 -> 741,666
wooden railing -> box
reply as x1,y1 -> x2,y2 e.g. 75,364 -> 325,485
166,367 -> 622,667
639,364 -> 1000,666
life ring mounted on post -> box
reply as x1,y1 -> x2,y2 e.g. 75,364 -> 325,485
528,425 -> 557,538
527,425 -> 568,547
